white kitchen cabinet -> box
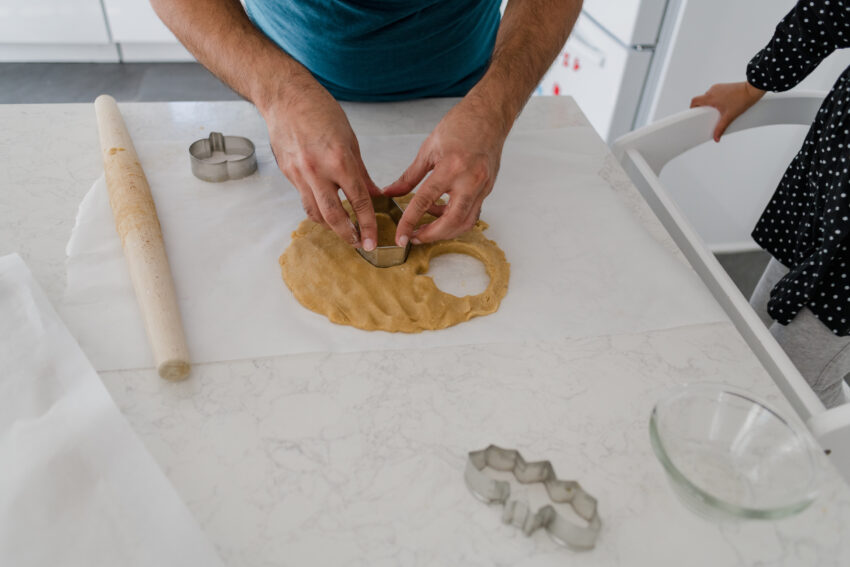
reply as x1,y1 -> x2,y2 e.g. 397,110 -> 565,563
102,0 -> 175,42
0,0 -> 194,62
101,0 -> 193,61
0,0 -> 118,61
0,0 -> 109,43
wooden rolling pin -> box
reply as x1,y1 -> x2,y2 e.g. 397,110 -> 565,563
94,94 -> 191,381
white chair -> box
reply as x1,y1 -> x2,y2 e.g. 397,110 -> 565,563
613,92 -> 850,482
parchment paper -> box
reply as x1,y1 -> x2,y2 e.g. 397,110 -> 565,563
0,254 -> 225,567
61,130 -> 725,371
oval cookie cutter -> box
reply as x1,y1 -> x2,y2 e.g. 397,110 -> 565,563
189,131 -> 257,182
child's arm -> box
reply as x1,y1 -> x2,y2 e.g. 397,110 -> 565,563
691,0 -> 850,141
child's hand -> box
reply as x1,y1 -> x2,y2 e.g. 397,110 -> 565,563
690,82 -> 766,142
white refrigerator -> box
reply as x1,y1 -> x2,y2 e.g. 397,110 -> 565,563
541,0 -> 850,251
537,0 -> 667,143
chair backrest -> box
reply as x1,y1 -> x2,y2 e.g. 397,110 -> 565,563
613,92 -> 850,483
613,92 -> 825,173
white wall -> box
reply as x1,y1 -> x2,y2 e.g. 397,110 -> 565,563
640,0 -> 850,252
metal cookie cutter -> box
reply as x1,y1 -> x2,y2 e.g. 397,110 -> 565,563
189,131 -> 257,182
356,196 -> 411,268
465,445 -> 602,549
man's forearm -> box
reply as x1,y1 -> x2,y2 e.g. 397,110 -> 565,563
150,0 -> 319,115
469,0 -> 582,133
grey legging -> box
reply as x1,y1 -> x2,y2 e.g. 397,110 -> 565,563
750,258 -> 850,408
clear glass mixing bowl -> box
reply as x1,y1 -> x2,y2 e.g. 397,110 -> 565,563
649,384 -> 825,520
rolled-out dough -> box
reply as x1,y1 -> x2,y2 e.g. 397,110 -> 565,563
279,199 -> 510,333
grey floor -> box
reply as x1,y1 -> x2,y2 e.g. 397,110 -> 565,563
716,249 -> 771,299
2,62 -> 770,294
0,62 -> 240,103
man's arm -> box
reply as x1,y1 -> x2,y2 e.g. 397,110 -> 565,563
384,0 -> 582,245
150,0 -> 380,251
150,0 -> 308,115
475,0 -> 582,137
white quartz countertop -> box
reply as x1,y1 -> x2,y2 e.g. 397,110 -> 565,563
1,98 -> 848,566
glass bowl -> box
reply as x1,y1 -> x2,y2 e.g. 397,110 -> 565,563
649,384 -> 825,520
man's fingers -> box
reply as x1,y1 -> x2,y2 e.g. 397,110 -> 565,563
410,199 -> 478,243
340,174 -> 378,251
412,191 -> 481,243
366,176 -> 383,197
300,190 -> 325,226
354,153 -> 383,197
394,181 -> 444,245
285,168 -> 326,226
405,197 -> 463,244
313,181 -> 361,246
383,152 -> 432,197
463,191 -> 488,228
427,203 -> 448,217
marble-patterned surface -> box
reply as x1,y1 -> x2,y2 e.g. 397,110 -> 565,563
0,97 -> 662,309
598,151 -> 688,264
101,323 -> 850,567
60,126 -> 725,370
3,99 -> 849,565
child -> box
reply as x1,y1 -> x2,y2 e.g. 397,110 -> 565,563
691,0 -> 850,408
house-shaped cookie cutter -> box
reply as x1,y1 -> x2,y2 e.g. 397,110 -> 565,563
356,196 -> 411,268
465,445 -> 602,549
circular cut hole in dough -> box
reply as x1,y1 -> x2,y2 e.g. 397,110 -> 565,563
425,253 -> 490,297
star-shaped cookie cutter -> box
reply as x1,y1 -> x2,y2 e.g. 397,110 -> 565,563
465,445 -> 602,549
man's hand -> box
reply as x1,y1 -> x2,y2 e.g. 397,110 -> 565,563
690,82 -> 766,142
152,0 -> 580,248
382,95 -> 506,245
150,0 -> 379,250
382,0 -> 581,245
265,81 -> 380,250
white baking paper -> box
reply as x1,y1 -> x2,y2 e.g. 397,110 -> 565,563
61,130 -> 725,371
0,254 -> 225,567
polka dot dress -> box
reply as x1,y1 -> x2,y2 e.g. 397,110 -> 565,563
746,0 -> 850,336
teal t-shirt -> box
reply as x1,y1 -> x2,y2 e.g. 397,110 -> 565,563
245,0 -> 501,101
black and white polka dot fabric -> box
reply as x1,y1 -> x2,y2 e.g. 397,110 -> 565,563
746,0 -> 850,336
